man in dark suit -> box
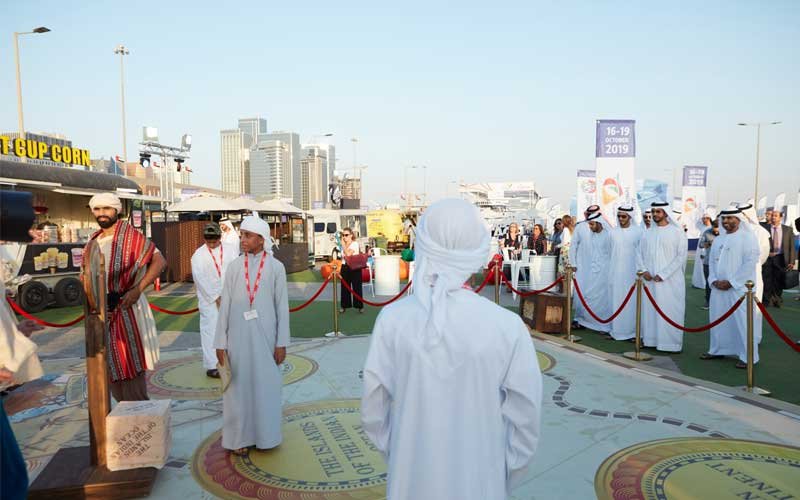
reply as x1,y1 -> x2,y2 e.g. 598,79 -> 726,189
761,210 -> 797,307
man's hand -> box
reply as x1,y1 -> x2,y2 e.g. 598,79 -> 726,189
654,275 -> 664,282
642,271 -> 653,281
120,287 -> 142,308
713,280 -> 732,290
216,349 -> 226,366
17,319 -> 44,337
788,263 -> 795,271
274,347 -> 286,365
215,297 -> 221,308
0,368 -> 14,384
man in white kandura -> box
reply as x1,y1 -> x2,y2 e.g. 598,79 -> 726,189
702,207 -> 760,368
361,198 -> 542,500
691,212 -> 713,289
637,201 -> 688,352
577,211 -> 612,333
609,205 -> 643,340
219,219 -> 241,257
191,223 -> 233,378
568,204 -> 600,329
214,214 -> 290,456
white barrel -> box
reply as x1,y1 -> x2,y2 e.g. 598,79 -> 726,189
374,255 -> 401,296
529,256 -> 558,290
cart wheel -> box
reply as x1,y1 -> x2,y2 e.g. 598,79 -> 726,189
54,277 -> 84,307
19,281 -> 50,313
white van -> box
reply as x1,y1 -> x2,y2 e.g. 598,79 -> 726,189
308,209 -> 368,261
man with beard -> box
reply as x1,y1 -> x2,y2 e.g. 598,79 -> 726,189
761,210 -> 796,307
609,205 -> 643,340
568,204 -> 600,329
702,207 -> 760,368
577,212 -> 612,333
86,193 -> 166,401
643,209 -> 652,229
637,202 -> 688,352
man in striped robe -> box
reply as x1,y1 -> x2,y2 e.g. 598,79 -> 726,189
86,193 -> 166,401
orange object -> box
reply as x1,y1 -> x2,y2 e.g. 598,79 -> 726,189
320,259 -> 342,281
399,260 -> 409,280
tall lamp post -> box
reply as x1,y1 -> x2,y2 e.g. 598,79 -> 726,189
737,121 -> 781,205
14,26 -> 51,141
114,45 -> 130,163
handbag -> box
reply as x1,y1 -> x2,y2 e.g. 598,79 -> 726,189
785,269 -> 799,290
345,252 -> 368,270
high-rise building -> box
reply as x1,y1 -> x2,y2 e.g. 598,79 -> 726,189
301,143 -> 335,196
299,147 -> 326,210
250,140 -> 291,199
252,131 -> 301,204
220,129 -> 249,194
238,117 -> 267,149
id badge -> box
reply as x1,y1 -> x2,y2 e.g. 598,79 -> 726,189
244,310 -> 259,321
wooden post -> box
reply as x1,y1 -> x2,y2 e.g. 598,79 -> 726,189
28,240 -> 157,499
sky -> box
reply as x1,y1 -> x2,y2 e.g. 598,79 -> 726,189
3,1 -> 799,210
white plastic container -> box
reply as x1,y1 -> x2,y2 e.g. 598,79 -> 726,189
374,255 -> 401,296
529,256 -> 558,290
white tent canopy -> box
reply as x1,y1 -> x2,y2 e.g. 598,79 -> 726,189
167,195 -> 305,214
166,195 -> 239,212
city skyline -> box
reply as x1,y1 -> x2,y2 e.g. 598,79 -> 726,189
2,1 -> 798,210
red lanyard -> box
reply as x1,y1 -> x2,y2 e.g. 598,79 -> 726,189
244,251 -> 267,308
208,244 -> 223,277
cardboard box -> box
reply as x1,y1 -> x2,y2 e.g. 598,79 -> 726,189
106,399 -> 172,471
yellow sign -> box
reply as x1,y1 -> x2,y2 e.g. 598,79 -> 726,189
0,136 -> 91,167
595,438 -> 800,500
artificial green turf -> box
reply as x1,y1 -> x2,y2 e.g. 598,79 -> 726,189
286,268 -> 323,283
575,258 -> 800,405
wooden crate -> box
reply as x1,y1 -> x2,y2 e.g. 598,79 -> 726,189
519,292 -> 567,334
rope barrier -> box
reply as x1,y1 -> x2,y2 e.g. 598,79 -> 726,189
499,274 -> 564,297
148,303 -> 199,315
572,279 -> 635,324
643,285 -> 743,333
473,271 -> 494,293
337,273 -> 413,307
289,276 -> 332,312
756,300 -> 800,353
6,297 -> 85,328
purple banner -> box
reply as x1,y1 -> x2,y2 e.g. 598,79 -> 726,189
682,166 -> 707,187
595,120 -> 636,158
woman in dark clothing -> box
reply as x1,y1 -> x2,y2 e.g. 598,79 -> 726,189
528,224 -> 548,255
339,228 -> 364,313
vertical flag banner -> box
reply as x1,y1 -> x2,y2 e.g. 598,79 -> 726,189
681,166 -> 708,238
595,120 -> 637,225
576,169 -> 597,218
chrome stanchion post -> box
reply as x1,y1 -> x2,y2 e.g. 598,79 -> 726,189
738,280 -> 770,396
563,266 -> 581,343
624,271 -> 652,361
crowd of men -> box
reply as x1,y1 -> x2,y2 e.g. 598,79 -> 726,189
564,201 -> 798,369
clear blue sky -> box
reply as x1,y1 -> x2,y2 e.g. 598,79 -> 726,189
3,1 -> 798,209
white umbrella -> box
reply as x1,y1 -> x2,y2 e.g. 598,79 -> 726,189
167,195 -> 239,212
255,199 -> 304,214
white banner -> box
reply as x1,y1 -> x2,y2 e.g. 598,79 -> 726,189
595,120 -> 637,226
680,166 -> 708,238
576,169 -> 597,219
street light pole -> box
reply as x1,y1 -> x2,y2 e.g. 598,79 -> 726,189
738,121 -> 781,205
114,45 -> 130,163
13,26 -> 51,141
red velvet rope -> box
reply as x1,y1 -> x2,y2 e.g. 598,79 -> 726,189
643,285 -> 742,333
756,300 -> 800,353
572,279 -> 635,324
337,273 -> 413,307
6,297 -> 85,328
148,303 -> 199,315
473,271 -> 494,293
289,276 -> 332,312
500,273 -> 564,297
